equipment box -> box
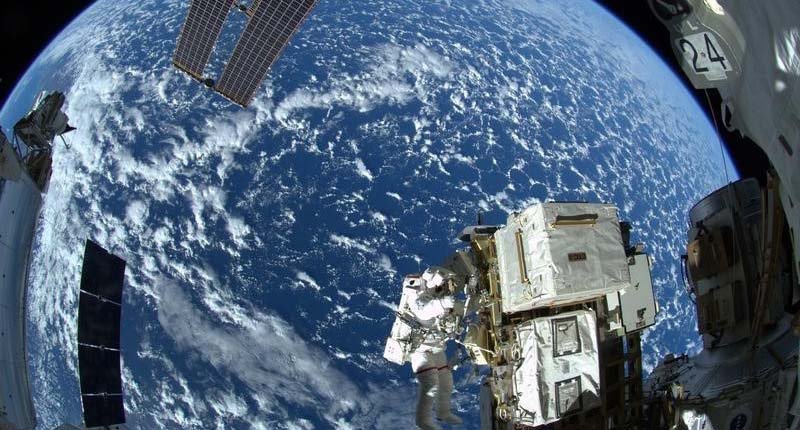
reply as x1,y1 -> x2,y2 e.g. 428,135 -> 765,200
494,202 -> 630,313
510,310 -> 601,427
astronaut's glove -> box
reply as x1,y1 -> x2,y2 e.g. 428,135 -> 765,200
466,275 -> 479,292
446,313 -> 463,340
453,300 -> 464,316
440,296 -> 455,310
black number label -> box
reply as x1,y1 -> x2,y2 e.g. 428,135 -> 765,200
679,38 -> 708,73
679,33 -> 729,75
704,33 -> 728,69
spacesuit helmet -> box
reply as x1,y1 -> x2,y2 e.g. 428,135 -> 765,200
421,266 -> 456,295
403,274 -> 425,290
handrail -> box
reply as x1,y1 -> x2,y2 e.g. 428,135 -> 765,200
552,213 -> 599,227
514,229 -> 529,284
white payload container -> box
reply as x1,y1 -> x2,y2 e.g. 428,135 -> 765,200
494,202 -> 630,313
511,309 -> 601,427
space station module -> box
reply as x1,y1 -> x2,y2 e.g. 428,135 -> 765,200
463,202 -> 657,429
644,179 -> 800,430
385,202 -> 659,429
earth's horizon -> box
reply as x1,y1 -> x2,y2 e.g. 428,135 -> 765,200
1,0 -> 731,428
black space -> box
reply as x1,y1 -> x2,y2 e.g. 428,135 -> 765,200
1,0 -> 769,182
0,1 -> 94,107
596,0 -> 770,184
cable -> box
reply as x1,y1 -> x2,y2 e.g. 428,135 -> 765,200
679,254 -> 696,305
703,89 -> 739,274
704,89 -> 731,186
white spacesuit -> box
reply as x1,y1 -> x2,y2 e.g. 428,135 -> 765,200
406,267 -> 463,430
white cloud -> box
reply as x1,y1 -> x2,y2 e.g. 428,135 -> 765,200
125,199 -> 149,228
273,44 -> 454,125
226,216 -> 252,249
385,192 -> 402,201
294,271 -> 322,291
329,233 -> 376,254
208,391 -> 249,417
156,281 -> 412,426
354,158 -> 374,181
377,254 -> 396,276
283,419 -> 314,430
370,211 -> 387,223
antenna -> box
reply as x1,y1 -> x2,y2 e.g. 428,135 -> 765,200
2,91 -> 74,190
13,91 -> 74,150
59,134 -> 71,150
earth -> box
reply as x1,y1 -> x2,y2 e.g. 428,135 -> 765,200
0,0 -> 732,428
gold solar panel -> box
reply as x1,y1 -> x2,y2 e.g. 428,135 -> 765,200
247,0 -> 262,17
173,0 -> 235,80
214,0 -> 319,106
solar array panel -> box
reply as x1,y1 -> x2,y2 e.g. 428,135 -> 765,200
82,394 -> 125,428
78,346 -> 123,394
215,0 -> 319,106
80,240 -> 125,303
78,292 -> 122,348
77,239 -> 127,428
173,0 -> 235,80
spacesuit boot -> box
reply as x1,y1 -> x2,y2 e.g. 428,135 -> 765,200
415,369 -> 443,430
435,367 -> 463,425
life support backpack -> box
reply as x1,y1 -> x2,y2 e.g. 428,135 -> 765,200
383,275 -> 427,365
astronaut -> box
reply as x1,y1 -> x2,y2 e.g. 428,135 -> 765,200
406,267 -> 463,430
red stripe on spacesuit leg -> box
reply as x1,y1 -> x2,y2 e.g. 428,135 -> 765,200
437,365 -> 449,370
415,367 -> 438,374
